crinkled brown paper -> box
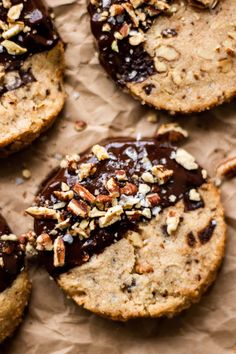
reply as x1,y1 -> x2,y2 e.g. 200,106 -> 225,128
0,0 -> 236,353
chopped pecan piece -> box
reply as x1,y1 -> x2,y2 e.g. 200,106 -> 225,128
146,193 -> 160,207
36,233 -> 53,251
119,23 -> 130,38
67,199 -> 90,218
26,206 -> 58,219
53,236 -> 65,267
92,144 -> 110,161
78,162 -> 97,180
89,207 -> 106,218
7,3 -> 23,21
120,182 -> 137,196
151,165 -> 173,184
73,183 -> 96,204
141,171 -> 154,183
175,149 -> 198,170
116,169 -> 127,181
123,3 -> 139,27
105,177 -> 120,197
96,194 -> 113,204
109,4 -> 124,16
99,205 -> 123,228
189,189 -> 201,201
54,190 -> 74,201
166,209 -> 180,235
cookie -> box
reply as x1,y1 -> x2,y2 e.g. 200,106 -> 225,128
26,137 -> 226,320
0,0 -> 65,157
0,214 -> 31,342
88,0 -> 236,113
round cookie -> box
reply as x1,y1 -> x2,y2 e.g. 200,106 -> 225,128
0,0 -> 65,157
89,0 -> 236,113
27,138 -> 226,320
0,214 -> 31,342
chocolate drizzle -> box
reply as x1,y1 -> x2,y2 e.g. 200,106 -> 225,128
0,214 -> 25,293
33,138 -> 206,277
88,0 -> 164,85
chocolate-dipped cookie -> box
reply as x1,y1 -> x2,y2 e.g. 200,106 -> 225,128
88,0 -> 236,113
0,214 -> 31,342
0,0 -> 65,157
26,138 -> 226,320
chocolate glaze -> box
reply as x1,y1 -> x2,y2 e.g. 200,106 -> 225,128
88,0 -> 162,86
0,214 -> 25,293
0,0 -> 59,68
34,138 -> 205,277
0,0 -> 59,95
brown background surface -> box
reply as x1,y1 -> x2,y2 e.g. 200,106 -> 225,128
0,0 -> 236,353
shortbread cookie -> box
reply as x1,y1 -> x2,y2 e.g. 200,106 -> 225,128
0,0 -> 65,157
0,214 -> 31,342
27,138 -> 226,320
89,0 -> 236,113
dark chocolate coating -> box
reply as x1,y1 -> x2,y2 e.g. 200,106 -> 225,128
0,0 -> 59,68
34,138 -> 205,277
0,214 -> 25,293
88,0 -> 158,86
0,0 -> 59,94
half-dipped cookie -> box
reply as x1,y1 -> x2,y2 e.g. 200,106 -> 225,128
0,0 -> 65,157
0,214 -> 31,342
88,0 -> 236,113
26,138 -> 226,320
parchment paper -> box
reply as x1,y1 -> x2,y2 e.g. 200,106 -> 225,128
0,0 -> 236,353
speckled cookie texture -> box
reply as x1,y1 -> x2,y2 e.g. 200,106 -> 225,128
89,0 -> 236,113
0,0 -> 65,157
0,43 -> 65,157
0,270 -> 31,343
27,138 -> 226,321
58,183 -> 226,320
0,214 -> 31,342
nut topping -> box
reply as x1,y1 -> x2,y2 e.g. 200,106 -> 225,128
141,171 -> 155,183
7,3 -> 23,21
27,139 -> 206,274
54,190 -> 74,201
189,189 -> 201,202
73,183 -> 96,204
53,236 -> 65,267
92,144 -> 110,160
36,233 -> 53,251
166,209 -> 180,235
151,165 -> 173,184
120,182 -> 137,196
99,205 -> 124,228
105,177 -> 120,197
146,193 -> 160,207
26,206 -> 58,219
116,169 -> 128,181
1,40 -> 27,55
67,199 -> 90,218
175,148 -> 198,170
